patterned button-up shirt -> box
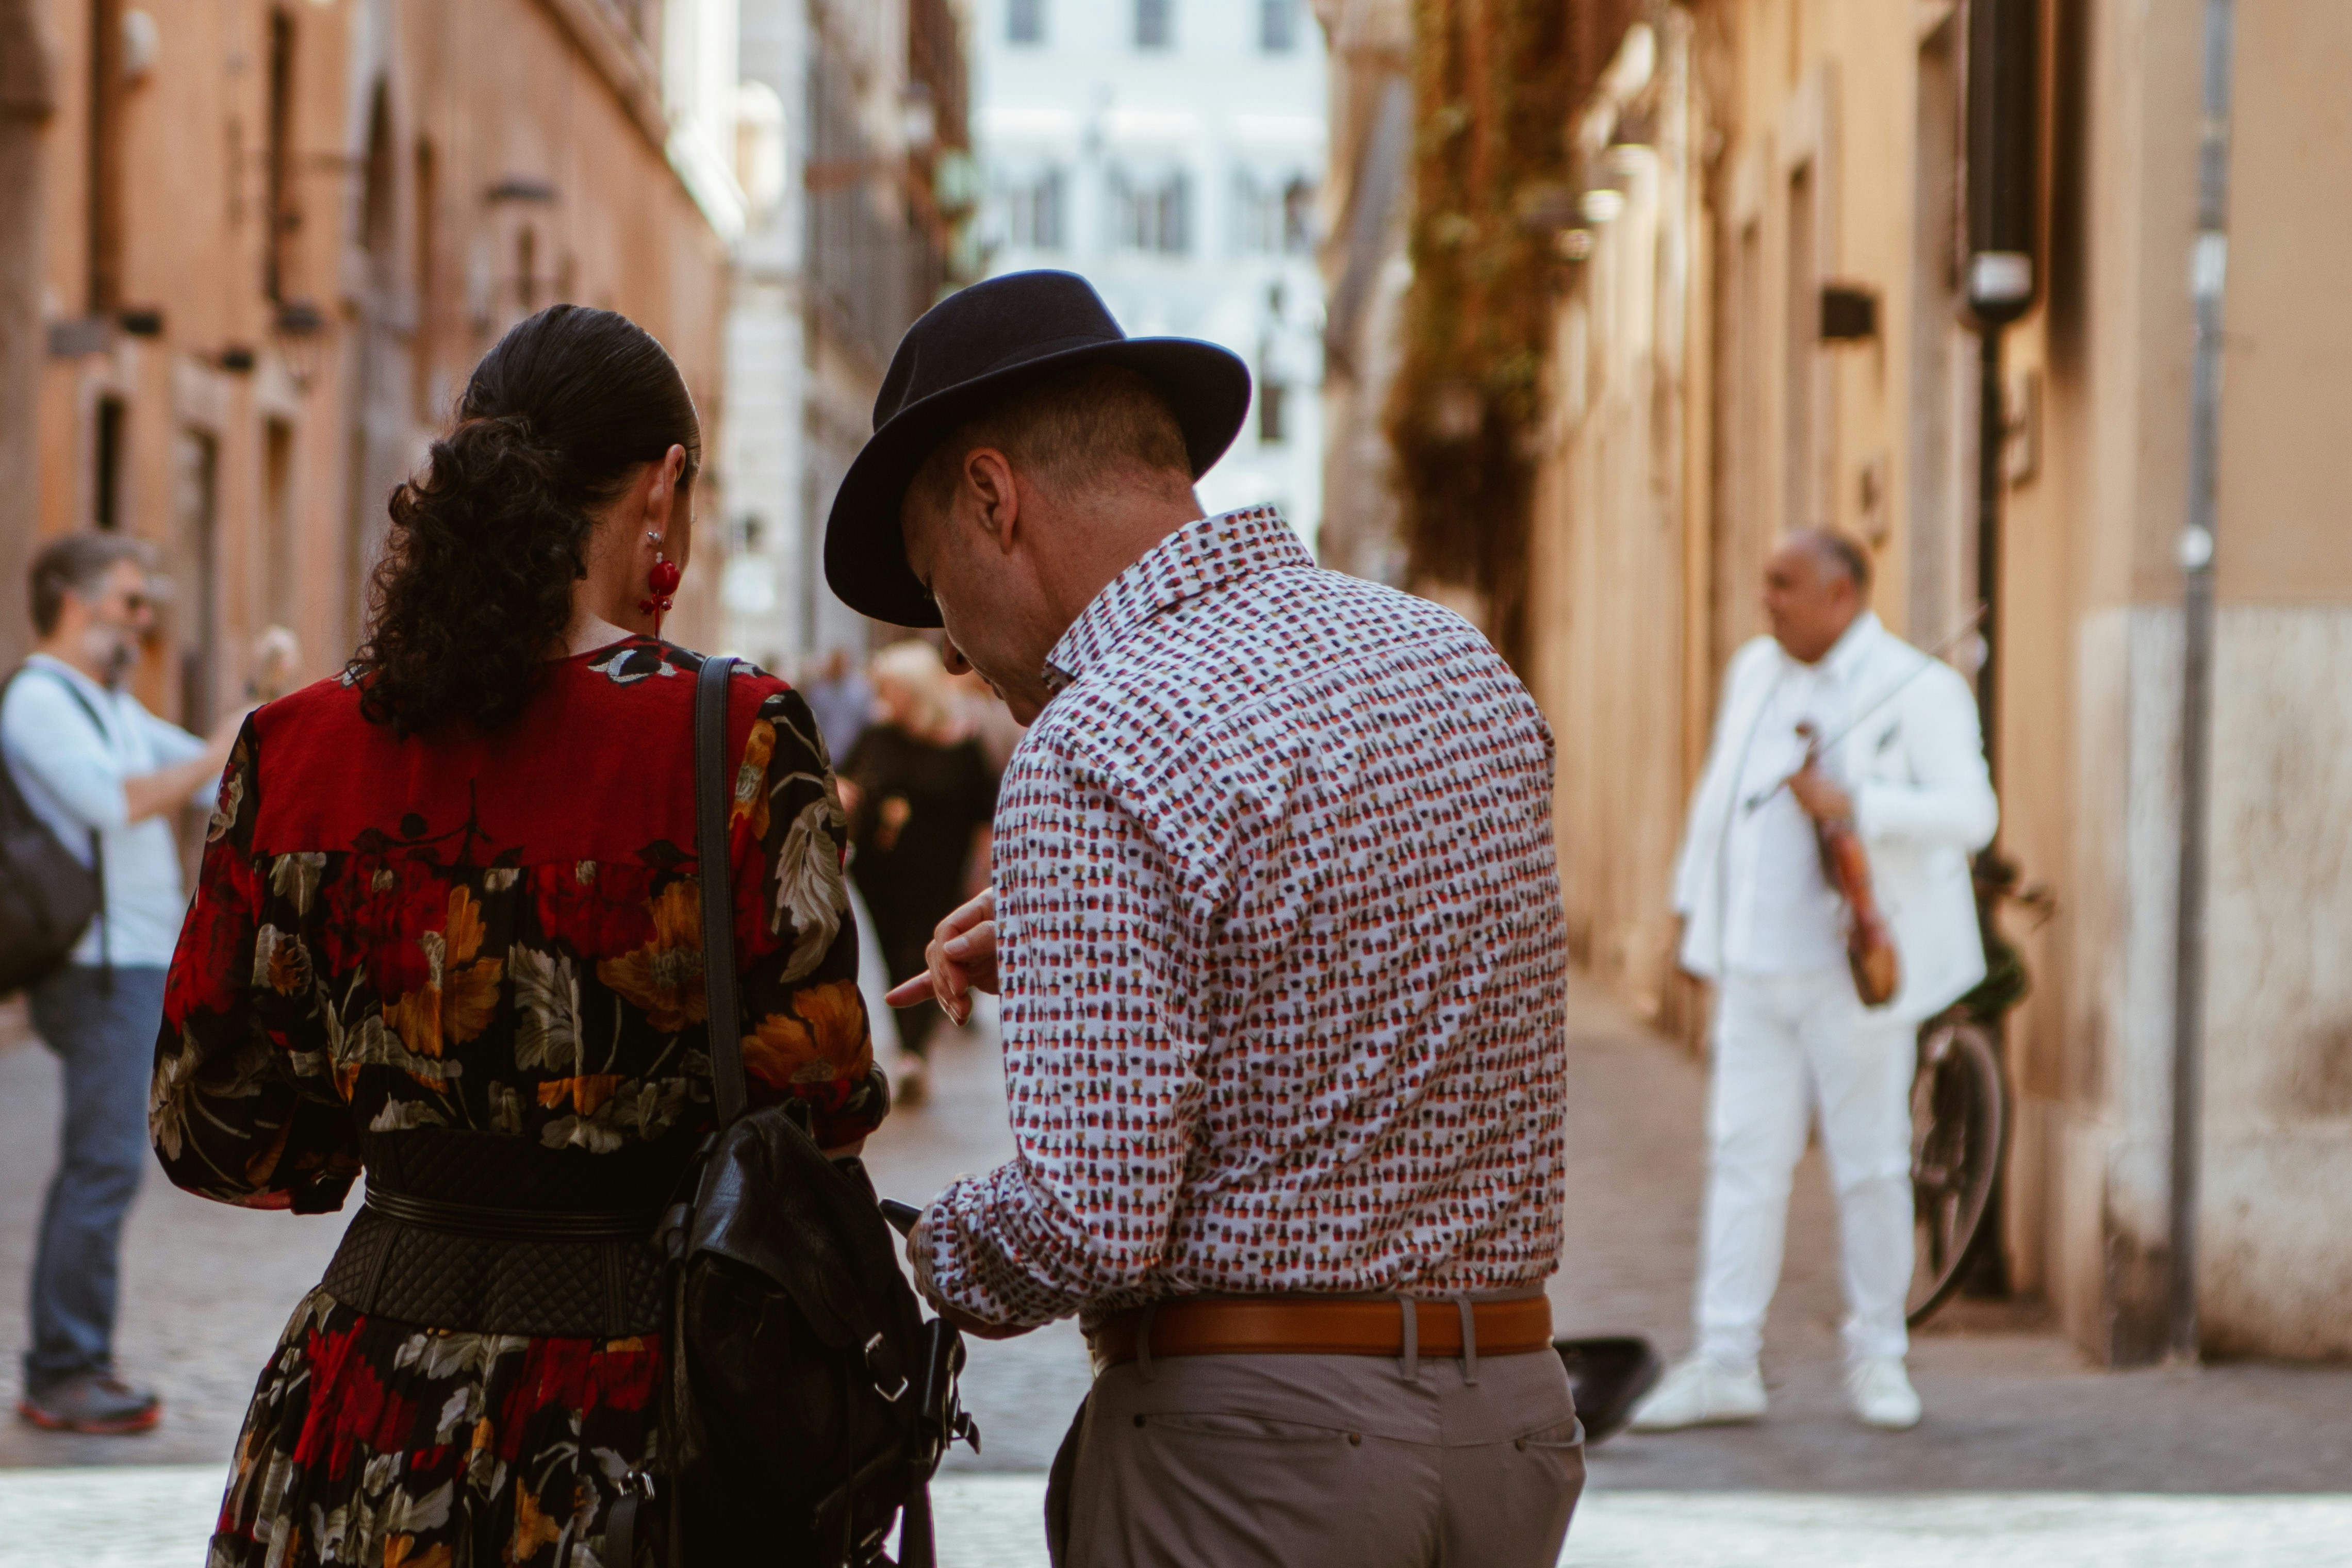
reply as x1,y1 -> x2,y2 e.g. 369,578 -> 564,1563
917,506 -> 1569,1327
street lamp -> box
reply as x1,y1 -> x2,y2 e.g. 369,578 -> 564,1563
271,299 -> 326,389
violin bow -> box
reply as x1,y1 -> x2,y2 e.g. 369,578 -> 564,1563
1739,602 -> 1988,815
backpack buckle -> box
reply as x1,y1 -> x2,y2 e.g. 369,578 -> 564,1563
864,1333 -> 909,1402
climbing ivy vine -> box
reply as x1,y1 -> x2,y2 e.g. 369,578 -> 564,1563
1385,0 -> 1584,668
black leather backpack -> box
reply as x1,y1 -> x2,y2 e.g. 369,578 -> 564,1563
0,669 -> 105,997
614,655 -> 976,1567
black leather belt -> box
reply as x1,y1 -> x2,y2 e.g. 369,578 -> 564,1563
362,1187 -> 664,1242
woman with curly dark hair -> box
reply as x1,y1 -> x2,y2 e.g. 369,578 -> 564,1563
154,305 -> 886,1567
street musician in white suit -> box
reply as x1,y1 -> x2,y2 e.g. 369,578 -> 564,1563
1633,530 -> 1997,1433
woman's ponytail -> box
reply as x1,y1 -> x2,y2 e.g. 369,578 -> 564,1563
351,305 -> 698,735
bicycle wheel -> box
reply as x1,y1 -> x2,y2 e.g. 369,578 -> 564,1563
1905,1017 -> 2008,1326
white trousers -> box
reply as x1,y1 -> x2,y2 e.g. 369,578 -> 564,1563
1695,969 -> 1916,1369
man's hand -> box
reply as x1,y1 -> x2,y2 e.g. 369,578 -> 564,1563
883,888 -> 997,1025
934,1298 -> 1035,1341
902,1221 -> 1035,1340
1786,758 -> 1854,823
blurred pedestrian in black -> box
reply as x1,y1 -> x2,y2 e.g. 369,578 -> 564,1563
2,534 -> 242,1433
838,640 -> 997,1104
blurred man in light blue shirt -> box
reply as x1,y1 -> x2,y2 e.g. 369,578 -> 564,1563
1,534 -> 241,1433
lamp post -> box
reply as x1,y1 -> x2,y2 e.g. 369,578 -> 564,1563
1957,0 -> 2042,1301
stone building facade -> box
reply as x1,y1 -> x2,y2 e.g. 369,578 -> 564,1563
3,0 -> 734,722
969,0 -> 1327,549
1515,1 -> 2352,1362
720,0 -> 975,675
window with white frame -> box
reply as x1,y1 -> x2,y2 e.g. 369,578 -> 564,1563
1259,0 -> 1297,51
1258,378 -> 1289,443
1008,0 -> 1045,45
1112,168 -> 1189,254
1282,177 -> 1316,252
1002,168 -> 1066,251
1135,0 -> 1172,49
1236,171 -> 1316,255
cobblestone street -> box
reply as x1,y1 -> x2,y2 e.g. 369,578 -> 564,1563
4,982 -> 2350,1564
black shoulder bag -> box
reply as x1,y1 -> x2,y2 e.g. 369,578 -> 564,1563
0,669 -> 108,997
617,655 -> 976,1567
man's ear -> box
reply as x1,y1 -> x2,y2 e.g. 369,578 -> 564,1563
963,448 -> 1022,556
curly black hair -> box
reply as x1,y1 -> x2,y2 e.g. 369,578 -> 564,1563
351,305 -> 699,734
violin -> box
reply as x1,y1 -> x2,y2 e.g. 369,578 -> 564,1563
1794,721 -> 1901,1007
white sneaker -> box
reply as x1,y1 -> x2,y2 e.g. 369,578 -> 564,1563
1626,1356 -> 1767,1431
1846,1357 -> 1922,1429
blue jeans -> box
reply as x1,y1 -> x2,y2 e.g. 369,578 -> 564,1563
22,964 -> 165,1390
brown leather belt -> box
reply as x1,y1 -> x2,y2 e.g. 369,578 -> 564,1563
1085,1294 -> 1554,1372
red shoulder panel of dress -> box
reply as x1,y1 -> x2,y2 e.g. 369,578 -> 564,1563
246,639 -> 786,867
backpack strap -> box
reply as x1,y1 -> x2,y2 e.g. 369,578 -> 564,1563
694,654 -> 748,1126
10,665 -> 112,987
612,653 -> 741,1568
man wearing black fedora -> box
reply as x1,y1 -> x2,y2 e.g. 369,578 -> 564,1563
836,270 -> 1581,1567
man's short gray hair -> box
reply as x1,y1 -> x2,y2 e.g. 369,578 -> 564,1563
910,363 -> 1193,517
1791,528 -> 1873,593
30,533 -> 154,636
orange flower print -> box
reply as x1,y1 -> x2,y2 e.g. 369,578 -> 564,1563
388,885 -> 505,1060
254,925 -> 312,996
535,1074 -> 623,1116
384,1537 -> 451,1568
741,979 -> 870,1088
732,718 -> 776,841
596,880 -> 705,1033
509,1482 -> 562,1560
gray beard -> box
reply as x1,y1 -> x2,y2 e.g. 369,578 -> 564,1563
80,625 -> 134,688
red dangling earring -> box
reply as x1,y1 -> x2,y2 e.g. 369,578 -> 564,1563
638,530 -> 681,639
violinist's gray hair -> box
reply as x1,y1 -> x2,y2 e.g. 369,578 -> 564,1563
1788,528 -> 1873,593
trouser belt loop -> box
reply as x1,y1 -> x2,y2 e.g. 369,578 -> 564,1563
1397,1296 -> 1420,1382
1137,1302 -> 1160,1384
1454,1296 -> 1480,1386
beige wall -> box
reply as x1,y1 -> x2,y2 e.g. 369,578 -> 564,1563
1528,0 -> 2352,1361
20,0 -> 729,723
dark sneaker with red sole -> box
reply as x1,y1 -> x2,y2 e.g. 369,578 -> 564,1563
17,1373 -> 161,1434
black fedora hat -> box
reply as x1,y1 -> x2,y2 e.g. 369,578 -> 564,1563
824,270 -> 1251,627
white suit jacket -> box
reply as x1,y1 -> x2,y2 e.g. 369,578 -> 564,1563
1671,615 -> 1998,1023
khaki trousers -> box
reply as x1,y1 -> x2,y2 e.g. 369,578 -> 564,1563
1052,1345 -> 1583,1567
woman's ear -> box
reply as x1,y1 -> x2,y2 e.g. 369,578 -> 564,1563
644,444 -> 693,566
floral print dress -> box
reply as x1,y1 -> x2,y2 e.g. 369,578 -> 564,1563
155,638 -> 887,1568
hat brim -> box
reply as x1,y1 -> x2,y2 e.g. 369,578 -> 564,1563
824,336 -> 1252,628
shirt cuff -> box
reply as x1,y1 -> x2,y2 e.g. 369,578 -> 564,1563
920,1171 -> 1071,1330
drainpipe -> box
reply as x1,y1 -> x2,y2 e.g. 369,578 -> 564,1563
1960,0 -> 2041,1297
2169,0 -> 2236,1368
0,1 -> 54,673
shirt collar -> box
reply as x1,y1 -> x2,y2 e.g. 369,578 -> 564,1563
1043,505 -> 1311,690
1782,609 -> 1881,687
25,651 -> 114,698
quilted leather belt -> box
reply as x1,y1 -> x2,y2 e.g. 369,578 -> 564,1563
1085,1293 -> 1554,1373
319,1128 -> 693,1341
